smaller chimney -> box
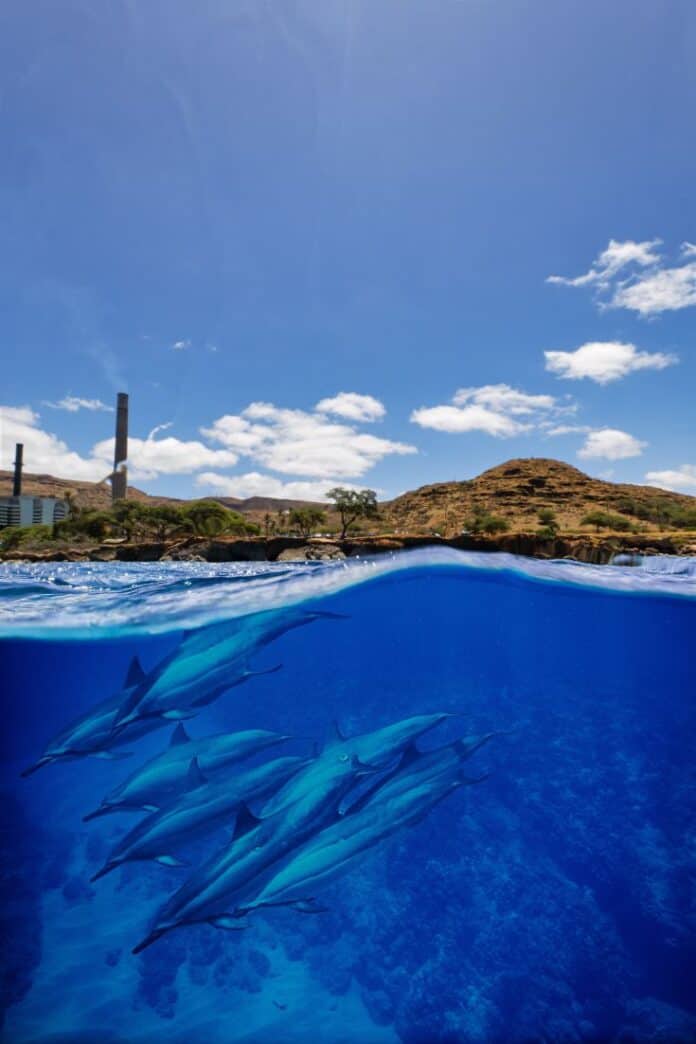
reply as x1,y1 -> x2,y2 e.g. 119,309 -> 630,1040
13,443 -> 23,497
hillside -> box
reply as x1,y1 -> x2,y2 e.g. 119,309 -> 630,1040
0,472 -> 325,522
2,458 -> 694,542
381,458 -> 696,536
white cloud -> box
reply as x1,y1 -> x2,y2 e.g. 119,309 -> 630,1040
577,428 -> 647,461
543,424 -> 592,436
315,392 -> 386,423
411,384 -> 570,438
203,401 -> 415,479
171,339 -> 192,350
644,465 -> 696,493
1,405 -> 238,484
91,435 -> 238,480
1,405 -> 111,481
548,239 -> 696,316
612,261 -> 696,316
544,341 -> 678,384
42,396 -> 114,413
547,239 -> 662,288
196,471 -> 365,502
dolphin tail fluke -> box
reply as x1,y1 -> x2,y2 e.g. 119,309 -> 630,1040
20,756 -> 53,777
111,685 -> 145,733
132,928 -> 166,955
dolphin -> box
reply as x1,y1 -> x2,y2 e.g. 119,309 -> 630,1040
83,724 -> 291,821
111,608 -> 343,734
237,736 -> 498,918
131,748 -> 375,953
238,774 -> 476,918
90,754 -> 311,881
258,712 -> 454,819
21,657 -> 164,777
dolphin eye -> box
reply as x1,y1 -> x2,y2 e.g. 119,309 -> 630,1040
338,753 -> 349,763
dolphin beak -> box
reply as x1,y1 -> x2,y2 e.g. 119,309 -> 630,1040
83,806 -> 109,823
20,756 -> 53,777
132,928 -> 166,955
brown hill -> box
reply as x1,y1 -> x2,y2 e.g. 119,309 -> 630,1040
2,458 -> 694,539
381,458 -> 695,535
0,472 -> 323,520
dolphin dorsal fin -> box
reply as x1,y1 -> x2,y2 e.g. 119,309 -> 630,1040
186,756 -> 207,788
232,803 -> 262,841
399,742 -> 421,768
169,723 -> 190,748
124,655 -> 146,688
326,721 -> 347,749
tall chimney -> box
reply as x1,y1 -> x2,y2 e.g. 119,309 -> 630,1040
112,392 -> 129,503
13,443 -> 23,497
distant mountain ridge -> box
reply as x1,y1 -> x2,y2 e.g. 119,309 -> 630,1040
1,458 -> 694,535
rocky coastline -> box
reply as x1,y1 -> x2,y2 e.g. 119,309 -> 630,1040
2,531 -> 694,566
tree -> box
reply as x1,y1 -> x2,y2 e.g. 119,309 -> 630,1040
465,508 -> 508,535
185,500 -> 236,536
138,505 -> 192,542
289,508 -> 327,539
581,510 -> 633,534
262,513 -> 276,538
325,488 -> 379,540
537,507 -> 559,538
481,514 -> 509,535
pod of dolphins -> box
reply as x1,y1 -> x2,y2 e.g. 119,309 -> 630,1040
21,605 -> 503,956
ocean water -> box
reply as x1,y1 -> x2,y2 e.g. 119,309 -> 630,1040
1,549 -> 695,1044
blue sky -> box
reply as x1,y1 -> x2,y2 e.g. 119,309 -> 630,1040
1,0 -> 694,500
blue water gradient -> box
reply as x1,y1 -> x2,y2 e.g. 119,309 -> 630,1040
1,551 -> 695,1042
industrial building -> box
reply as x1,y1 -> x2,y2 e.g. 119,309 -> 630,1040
0,443 -> 70,529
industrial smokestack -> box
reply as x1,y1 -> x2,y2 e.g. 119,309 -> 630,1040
112,392 -> 128,503
13,443 -> 23,496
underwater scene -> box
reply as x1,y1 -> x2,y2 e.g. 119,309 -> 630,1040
1,549 -> 695,1044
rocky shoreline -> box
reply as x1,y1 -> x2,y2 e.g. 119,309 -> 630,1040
2,531 -> 694,566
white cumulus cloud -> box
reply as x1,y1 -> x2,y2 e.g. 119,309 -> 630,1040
202,400 -> 415,479
547,239 -> 662,289
644,465 -> 696,493
577,428 -> 647,461
547,239 -> 696,316
411,384 -> 570,438
42,396 -> 114,413
195,472 -> 366,502
544,341 -> 678,384
315,392 -> 386,423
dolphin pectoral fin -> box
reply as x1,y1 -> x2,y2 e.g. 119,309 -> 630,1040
208,915 -> 247,931
305,610 -> 349,621
154,854 -> 189,868
124,655 -> 147,687
89,750 -> 133,760
242,663 -> 283,681
161,709 -> 198,721
142,804 -> 159,813
290,899 -> 328,915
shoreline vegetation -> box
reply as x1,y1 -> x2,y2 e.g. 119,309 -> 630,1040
2,458 -> 695,564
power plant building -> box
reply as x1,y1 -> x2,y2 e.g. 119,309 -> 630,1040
0,442 -> 70,529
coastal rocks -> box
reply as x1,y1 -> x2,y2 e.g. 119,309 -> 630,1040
276,544 -> 346,562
